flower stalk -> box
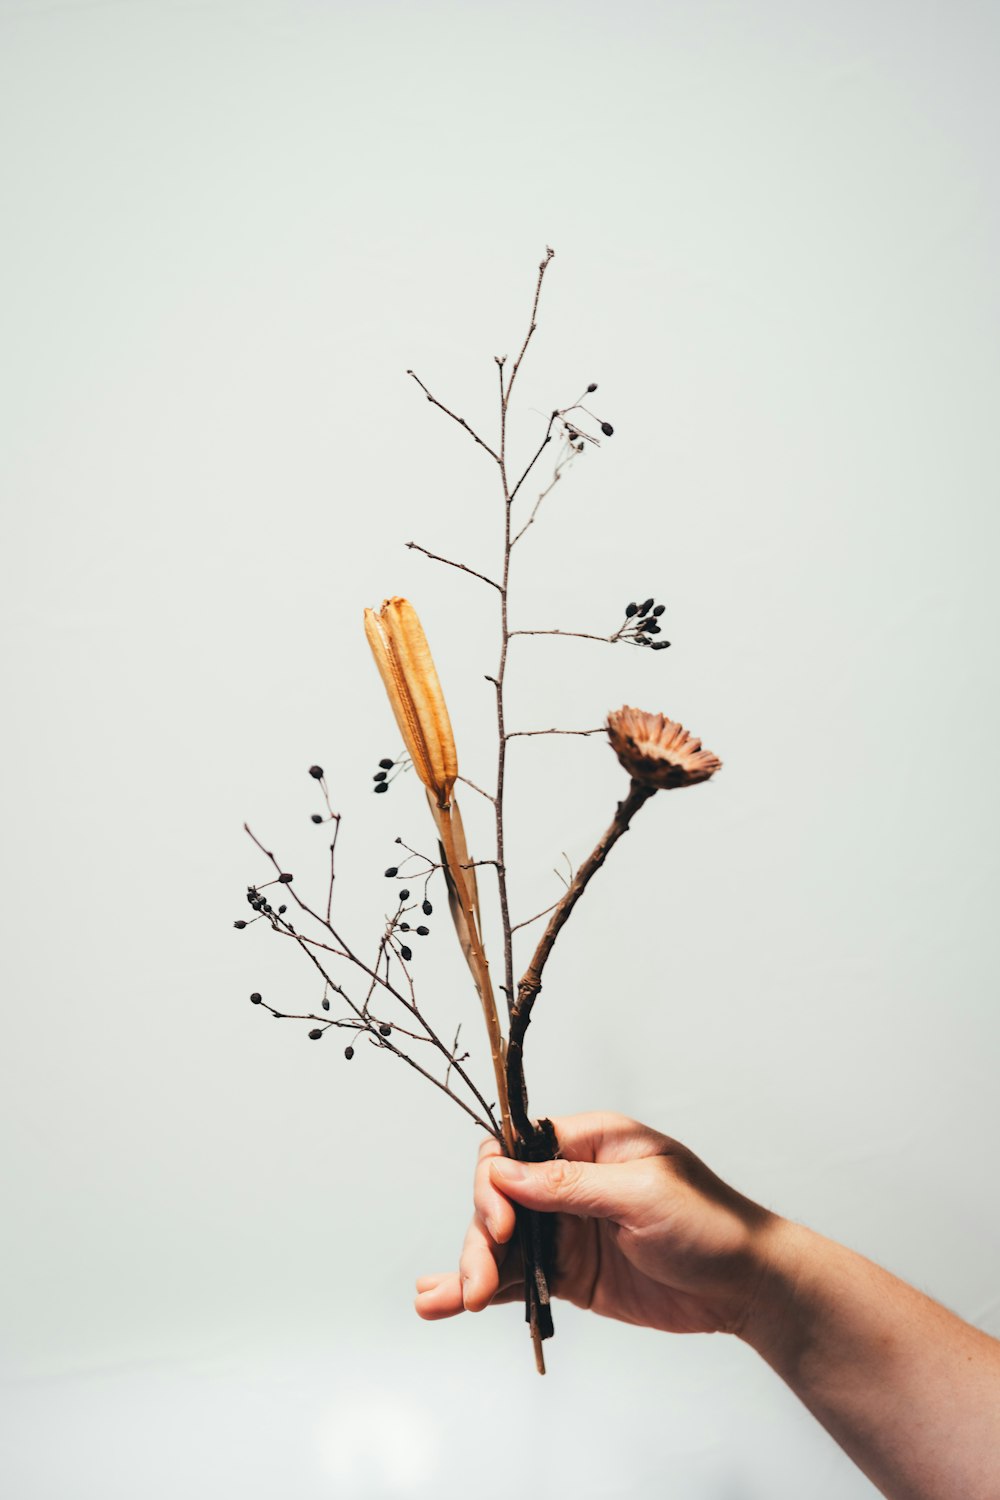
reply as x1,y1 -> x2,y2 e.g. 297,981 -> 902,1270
365,597 -> 515,1153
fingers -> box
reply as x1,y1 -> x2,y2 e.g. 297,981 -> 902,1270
414,1271 -> 464,1320
457,1211 -> 502,1311
488,1153 -> 660,1225
474,1135 -> 517,1244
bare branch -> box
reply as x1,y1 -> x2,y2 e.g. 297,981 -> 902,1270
510,898 -> 563,935
406,369 -> 500,463
509,628 -> 617,644
457,774 -> 497,804
503,726 -> 605,738
406,540 -> 502,592
504,247 -> 555,406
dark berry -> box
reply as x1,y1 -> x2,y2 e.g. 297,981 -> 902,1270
398,889 -> 410,900
399,922 -> 410,932
311,814 -> 323,824
378,758 -> 394,770
234,920 -> 248,929
639,597 -> 654,614
344,1046 -> 355,1060
308,765 -> 324,780
646,621 -> 660,634
278,905 -> 287,914
278,872 -> 293,883
625,602 -> 638,617
322,997 -> 330,1010
250,992 -> 262,1004
421,900 -> 433,916
384,866 -> 398,878
374,783 -> 388,793
416,925 -> 430,937
587,382 -> 598,393
379,1023 -> 392,1037
601,421 -> 614,436
308,1029 -> 323,1040
652,604 -> 665,617
652,640 -> 671,651
373,770 -> 387,782
400,945 -> 412,961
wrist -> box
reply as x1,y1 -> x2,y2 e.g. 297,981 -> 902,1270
731,1214 -> 813,1359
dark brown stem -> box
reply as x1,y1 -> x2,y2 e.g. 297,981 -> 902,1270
506,779 -> 656,1137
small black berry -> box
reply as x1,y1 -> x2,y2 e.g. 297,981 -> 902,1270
652,640 -> 671,651
374,782 -> 388,793
400,945 -> 412,961
373,770 -> 387,782
646,621 -> 660,634
398,889 -> 410,900
378,758 -> 394,770
587,382 -> 598,392
416,925 -> 430,937
308,765 -> 324,780
384,866 -> 398,878
379,1023 -> 392,1037
322,997 -> 330,1011
234,920 -> 247,929
278,872 -> 293,884
639,597 -> 654,614
250,992 -> 262,1004
625,602 -> 638,617
308,1028 -> 323,1040
399,922 -> 410,932
344,1046 -> 355,1060
311,814 -> 323,824
652,604 -> 665,617
278,905 -> 287,914
421,900 -> 433,916
601,421 -> 614,437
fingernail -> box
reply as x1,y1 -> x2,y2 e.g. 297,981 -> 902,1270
491,1158 -> 526,1183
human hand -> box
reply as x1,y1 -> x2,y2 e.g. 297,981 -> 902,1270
414,1111 -> 778,1336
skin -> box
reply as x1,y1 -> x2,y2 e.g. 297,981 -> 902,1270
415,1112 -> 1000,1500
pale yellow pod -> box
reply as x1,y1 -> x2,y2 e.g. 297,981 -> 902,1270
364,597 -> 458,807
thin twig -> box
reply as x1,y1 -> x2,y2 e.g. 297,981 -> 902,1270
510,898 -> 563,935
509,629 -> 617,644
457,774 -> 496,804
406,541 -> 502,592
504,248 -> 554,404
505,727 -> 606,740
406,369 -> 500,463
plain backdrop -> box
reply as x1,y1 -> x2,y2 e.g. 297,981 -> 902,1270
2,1 -> 999,1496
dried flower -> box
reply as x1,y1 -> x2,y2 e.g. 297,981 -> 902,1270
364,597 -> 458,809
607,706 -> 722,789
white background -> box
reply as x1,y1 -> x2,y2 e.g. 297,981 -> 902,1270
2,2 -> 999,1495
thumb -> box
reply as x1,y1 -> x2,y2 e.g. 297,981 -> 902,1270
489,1155 -> 653,1222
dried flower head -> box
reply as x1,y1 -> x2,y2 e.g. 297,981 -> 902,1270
607,706 -> 721,789
364,597 -> 458,808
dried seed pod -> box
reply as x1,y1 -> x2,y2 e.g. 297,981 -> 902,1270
607,707 -> 721,789
364,597 -> 458,809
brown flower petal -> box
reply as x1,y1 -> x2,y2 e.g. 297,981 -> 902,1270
607,706 -> 722,790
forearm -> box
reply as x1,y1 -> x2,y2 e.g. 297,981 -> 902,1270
739,1220 -> 1000,1500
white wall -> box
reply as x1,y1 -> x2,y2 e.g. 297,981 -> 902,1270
2,2 -> 998,1495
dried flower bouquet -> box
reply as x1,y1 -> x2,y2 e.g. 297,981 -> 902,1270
237,250 -> 720,1373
